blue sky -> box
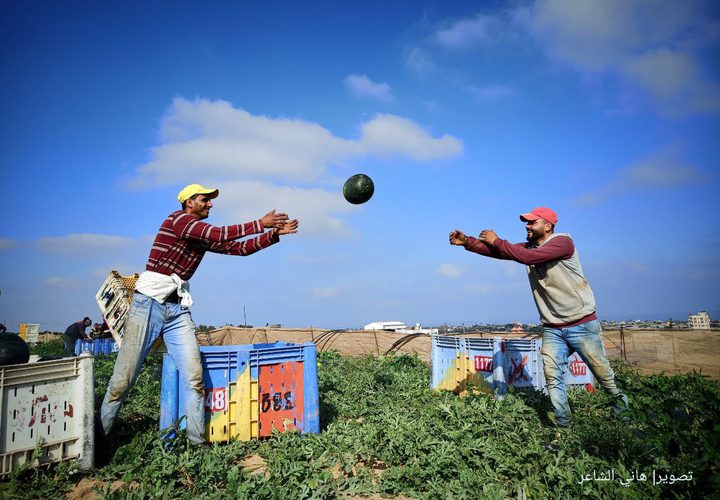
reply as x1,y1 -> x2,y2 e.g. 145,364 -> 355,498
1,0 -> 719,332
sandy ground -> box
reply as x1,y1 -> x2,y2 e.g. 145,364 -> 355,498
198,327 -> 720,380
66,478 -> 139,499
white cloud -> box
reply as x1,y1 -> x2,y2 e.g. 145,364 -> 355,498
437,263 -> 463,278
358,114 -> 463,161
404,12 -> 520,102
519,0 -> 641,71
407,1 -> 719,116
212,180 -> 358,238
574,148 -> 703,206
622,49 -> 720,116
36,234 -> 135,255
131,99 -> 345,186
126,98 -> 462,189
520,0 -> 720,116
435,14 -> 499,49
404,46 -> 441,77
344,74 -> 394,102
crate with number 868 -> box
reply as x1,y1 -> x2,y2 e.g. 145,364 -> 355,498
159,342 -> 319,442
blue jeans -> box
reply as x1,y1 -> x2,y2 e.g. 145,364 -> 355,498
99,292 -> 206,444
541,319 -> 628,426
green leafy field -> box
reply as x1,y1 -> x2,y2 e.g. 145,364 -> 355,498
2,339 -> 718,499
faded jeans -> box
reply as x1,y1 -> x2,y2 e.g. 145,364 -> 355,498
541,319 -> 628,426
99,292 -> 205,444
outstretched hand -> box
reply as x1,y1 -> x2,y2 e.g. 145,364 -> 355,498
449,230 -> 467,246
261,209 -> 289,229
479,229 -> 498,245
277,219 -> 299,236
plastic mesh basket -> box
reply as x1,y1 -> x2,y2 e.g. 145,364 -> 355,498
95,270 -> 139,346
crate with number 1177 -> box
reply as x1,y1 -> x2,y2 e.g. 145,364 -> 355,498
159,342 -> 320,442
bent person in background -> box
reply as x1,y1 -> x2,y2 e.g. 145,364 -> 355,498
64,317 -> 92,356
98,183 -> 299,445
449,206 -> 628,427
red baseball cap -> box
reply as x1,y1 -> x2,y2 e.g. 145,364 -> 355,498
520,207 -> 558,225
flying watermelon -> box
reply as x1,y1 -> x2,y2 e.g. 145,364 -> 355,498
343,174 -> 375,204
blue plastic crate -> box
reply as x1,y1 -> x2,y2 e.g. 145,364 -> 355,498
160,341 -> 319,442
74,338 -> 117,356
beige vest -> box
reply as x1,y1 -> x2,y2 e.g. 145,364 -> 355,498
526,233 -> 596,325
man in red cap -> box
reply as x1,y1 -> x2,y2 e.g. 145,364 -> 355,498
449,207 -> 627,427
98,183 -> 299,446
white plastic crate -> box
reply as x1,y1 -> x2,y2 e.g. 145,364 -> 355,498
431,335 -> 595,395
538,351 -> 596,391
497,339 -> 544,391
96,270 -> 139,347
0,354 -> 95,477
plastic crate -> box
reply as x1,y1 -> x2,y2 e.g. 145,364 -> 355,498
430,335 -> 467,392
564,352 -> 594,389
431,336 -> 496,394
536,352 -> 595,391
465,337 -> 503,391
95,270 -> 139,347
0,354 -> 95,477
74,338 -> 118,356
430,335 -> 594,395
159,342 -> 319,443
495,339 -> 544,392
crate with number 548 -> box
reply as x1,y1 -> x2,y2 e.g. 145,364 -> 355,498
159,342 -> 320,442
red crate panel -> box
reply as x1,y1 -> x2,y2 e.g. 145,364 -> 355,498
258,362 -> 305,437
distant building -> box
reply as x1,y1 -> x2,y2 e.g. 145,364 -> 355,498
688,311 -> 711,330
364,321 -> 407,331
363,321 -> 438,335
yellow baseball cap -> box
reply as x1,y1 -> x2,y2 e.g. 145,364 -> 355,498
177,184 -> 219,203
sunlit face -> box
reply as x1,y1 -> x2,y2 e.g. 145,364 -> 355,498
185,194 -> 213,220
525,218 -> 551,243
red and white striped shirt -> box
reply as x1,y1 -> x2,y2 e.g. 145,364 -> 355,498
146,211 -> 279,280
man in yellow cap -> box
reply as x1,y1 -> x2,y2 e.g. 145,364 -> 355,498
98,183 -> 298,446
